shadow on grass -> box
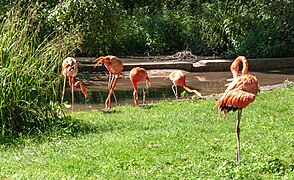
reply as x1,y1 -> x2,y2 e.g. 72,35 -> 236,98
101,109 -> 122,114
0,114 -> 117,148
140,103 -> 158,110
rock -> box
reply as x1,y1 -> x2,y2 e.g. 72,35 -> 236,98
162,51 -> 198,62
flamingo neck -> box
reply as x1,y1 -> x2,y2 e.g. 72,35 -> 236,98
132,81 -> 139,92
241,59 -> 248,74
146,76 -> 151,87
230,56 -> 248,78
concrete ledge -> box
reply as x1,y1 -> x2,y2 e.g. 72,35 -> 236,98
79,61 -> 193,72
79,57 -> 294,72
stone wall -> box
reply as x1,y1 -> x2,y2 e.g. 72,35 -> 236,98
78,57 -> 294,72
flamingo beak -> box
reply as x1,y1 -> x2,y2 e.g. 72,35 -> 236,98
94,58 -> 103,68
68,62 -> 78,71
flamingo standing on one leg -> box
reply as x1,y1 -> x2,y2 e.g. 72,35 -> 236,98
60,57 -> 88,111
164,70 -> 202,100
129,67 -> 151,106
94,55 -> 123,109
214,56 -> 258,164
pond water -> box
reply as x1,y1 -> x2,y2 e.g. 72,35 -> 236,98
64,68 -> 294,111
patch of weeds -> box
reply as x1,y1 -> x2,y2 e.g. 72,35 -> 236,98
102,109 -> 121,114
283,79 -> 293,88
142,103 -> 157,109
180,91 -> 188,98
261,158 -> 286,175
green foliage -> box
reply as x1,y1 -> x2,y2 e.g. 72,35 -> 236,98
47,0 -> 125,56
122,6 -> 186,55
0,4 -> 82,137
2,1 -> 294,57
119,0 -> 294,57
198,1 -> 294,58
227,1 -> 294,58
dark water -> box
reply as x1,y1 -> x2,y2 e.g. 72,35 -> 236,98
64,69 -> 294,111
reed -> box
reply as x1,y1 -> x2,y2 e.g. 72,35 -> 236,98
0,4 -> 82,137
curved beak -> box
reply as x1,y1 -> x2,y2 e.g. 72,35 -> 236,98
94,58 -> 103,68
70,62 -> 79,70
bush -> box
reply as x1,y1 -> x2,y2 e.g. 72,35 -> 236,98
198,1 -> 294,58
0,4 -> 82,137
121,6 -> 186,55
47,0 -> 125,56
2,1 -> 293,59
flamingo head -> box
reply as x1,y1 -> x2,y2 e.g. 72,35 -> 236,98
69,62 -> 79,71
66,62 -> 79,76
60,62 -> 78,77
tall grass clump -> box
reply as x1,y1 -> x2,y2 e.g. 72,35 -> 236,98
0,4 -> 82,138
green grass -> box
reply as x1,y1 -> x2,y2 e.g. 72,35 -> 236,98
0,88 -> 293,179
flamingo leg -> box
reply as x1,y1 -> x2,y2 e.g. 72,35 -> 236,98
175,85 -> 178,100
108,73 -> 113,88
108,73 -> 118,107
112,89 -> 118,107
224,109 -> 228,119
142,84 -> 146,105
236,109 -> 242,164
73,81 -> 88,99
172,84 -> 179,100
133,90 -> 138,106
172,85 -> 176,100
105,75 -> 118,109
217,108 -> 221,122
132,82 -> 139,106
61,75 -> 67,104
107,73 -> 113,107
68,76 -> 74,111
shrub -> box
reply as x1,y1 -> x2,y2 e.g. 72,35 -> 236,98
0,4 -> 82,137
47,0 -> 125,56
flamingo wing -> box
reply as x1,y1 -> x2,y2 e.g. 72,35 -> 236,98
169,70 -> 186,87
109,56 -> 123,74
130,67 -> 151,86
215,74 -> 258,113
218,89 -> 256,110
224,74 -> 258,95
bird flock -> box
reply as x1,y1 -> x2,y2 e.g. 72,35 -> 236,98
60,55 -> 258,164
60,55 -> 204,110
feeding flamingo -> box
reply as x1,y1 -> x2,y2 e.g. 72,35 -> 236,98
129,67 -> 151,106
164,70 -> 202,100
60,57 -> 88,111
94,55 -> 123,109
214,56 -> 258,164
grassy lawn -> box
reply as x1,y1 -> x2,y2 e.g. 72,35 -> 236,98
0,88 -> 293,179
